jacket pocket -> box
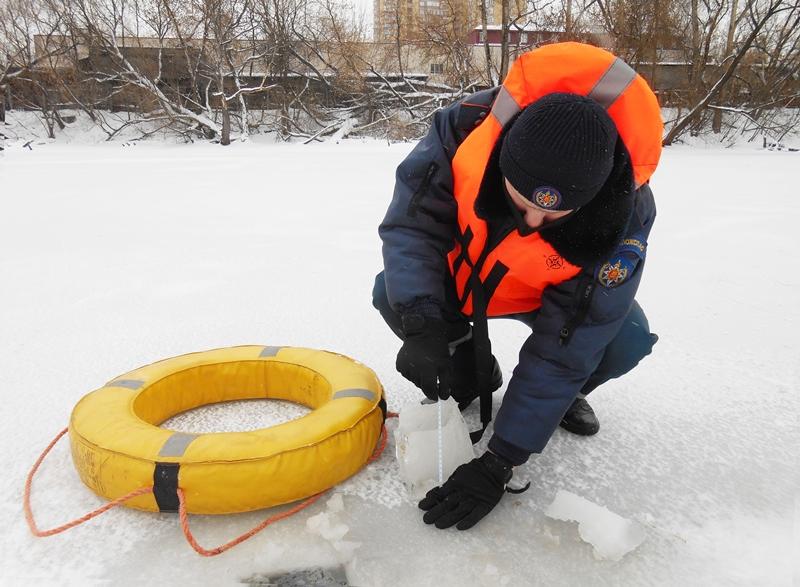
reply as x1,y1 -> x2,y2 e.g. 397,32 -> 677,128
406,161 -> 439,218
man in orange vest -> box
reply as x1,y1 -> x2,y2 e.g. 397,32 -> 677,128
373,44 -> 661,530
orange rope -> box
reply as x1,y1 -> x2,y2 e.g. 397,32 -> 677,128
178,489 -> 327,557
27,412 -> 400,554
24,427 -> 154,537
367,423 -> 390,464
177,423 -> 394,557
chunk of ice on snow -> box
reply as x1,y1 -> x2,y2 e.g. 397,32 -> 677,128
326,493 -> 344,513
545,490 -> 646,561
332,540 -> 362,556
394,398 -> 474,498
306,511 -> 350,542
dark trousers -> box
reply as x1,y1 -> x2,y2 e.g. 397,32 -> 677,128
372,271 -> 657,397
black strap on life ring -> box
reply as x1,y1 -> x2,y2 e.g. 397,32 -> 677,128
153,462 -> 180,512
378,395 -> 388,423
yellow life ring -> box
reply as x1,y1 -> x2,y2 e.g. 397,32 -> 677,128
69,346 -> 386,514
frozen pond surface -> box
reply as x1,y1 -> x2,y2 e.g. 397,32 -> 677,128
1,137 -> 798,585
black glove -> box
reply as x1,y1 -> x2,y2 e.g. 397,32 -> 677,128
396,313 -> 453,401
418,451 -> 512,530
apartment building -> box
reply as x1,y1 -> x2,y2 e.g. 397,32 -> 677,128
373,0 -> 526,42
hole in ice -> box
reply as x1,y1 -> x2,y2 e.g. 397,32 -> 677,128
243,566 -> 349,586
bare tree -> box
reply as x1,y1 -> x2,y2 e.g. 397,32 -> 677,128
418,0 -> 479,90
747,0 -> 800,114
197,0 -> 270,144
670,0 -> 729,120
7,0 -> 792,146
0,0 -> 79,132
712,0 -> 739,132
478,0 -> 494,85
499,0 -> 510,80
711,1 -> 800,144
664,0 -> 797,145
26,0 -> 303,142
593,0 -> 684,67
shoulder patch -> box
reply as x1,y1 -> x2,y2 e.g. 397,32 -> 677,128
619,237 -> 646,256
597,256 -> 635,288
596,232 -> 647,288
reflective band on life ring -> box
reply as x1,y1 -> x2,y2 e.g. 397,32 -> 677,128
69,346 -> 385,514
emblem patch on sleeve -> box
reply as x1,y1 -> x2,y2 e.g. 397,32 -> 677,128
596,232 -> 647,288
597,257 -> 634,287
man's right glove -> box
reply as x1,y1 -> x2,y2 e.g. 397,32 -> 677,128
418,451 -> 513,530
396,313 -> 453,401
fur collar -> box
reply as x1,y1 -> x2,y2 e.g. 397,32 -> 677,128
540,139 -> 635,267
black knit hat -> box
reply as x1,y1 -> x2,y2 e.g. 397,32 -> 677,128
499,93 -> 619,211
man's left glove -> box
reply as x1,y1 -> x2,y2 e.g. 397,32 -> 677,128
418,451 -> 512,530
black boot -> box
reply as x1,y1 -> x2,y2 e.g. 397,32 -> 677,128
450,338 -> 503,411
559,398 -> 600,436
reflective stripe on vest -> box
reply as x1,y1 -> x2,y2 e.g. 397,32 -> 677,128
448,42 -> 663,318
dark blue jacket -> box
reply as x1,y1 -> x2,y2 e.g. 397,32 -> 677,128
379,89 -> 656,460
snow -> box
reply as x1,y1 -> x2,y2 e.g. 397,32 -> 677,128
545,490 -> 646,561
163,399 -> 311,433
1,134 -> 798,586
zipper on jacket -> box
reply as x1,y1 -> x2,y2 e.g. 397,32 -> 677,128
559,274 -> 596,347
407,161 -> 439,218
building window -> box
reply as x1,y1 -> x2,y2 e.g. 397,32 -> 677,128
430,63 -> 444,74
479,30 -> 486,43
520,33 -> 528,44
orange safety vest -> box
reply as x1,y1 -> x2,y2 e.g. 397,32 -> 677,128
447,42 -> 663,318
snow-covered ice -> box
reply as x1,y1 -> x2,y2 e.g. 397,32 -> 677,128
545,489 -> 646,561
1,132 -> 798,586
